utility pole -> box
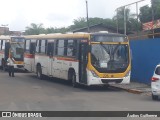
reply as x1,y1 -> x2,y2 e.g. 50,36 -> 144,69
86,0 -> 90,33
136,2 -> 139,37
116,9 -> 119,33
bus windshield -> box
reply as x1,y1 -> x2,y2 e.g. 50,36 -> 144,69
91,44 -> 129,73
11,43 -> 24,61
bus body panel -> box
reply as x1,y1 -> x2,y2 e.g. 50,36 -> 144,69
35,55 -> 79,81
24,53 -> 35,72
47,56 -> 52,76
52,57 -> 60,78
35,55 -> 48,75
24,33 -> 131,86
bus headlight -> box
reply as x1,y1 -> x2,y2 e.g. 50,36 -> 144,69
125,71 -> 130,77
90,70 -> 99,78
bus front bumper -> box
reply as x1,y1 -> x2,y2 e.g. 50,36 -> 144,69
87,70 -> 130,86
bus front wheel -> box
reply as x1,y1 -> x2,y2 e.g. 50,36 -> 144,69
2,60 -> 6,71
36,65 -> 43,79
71,72 -> 78,88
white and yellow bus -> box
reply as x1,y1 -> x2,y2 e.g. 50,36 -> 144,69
0,36 -> 24,70
24,32 -> 131,87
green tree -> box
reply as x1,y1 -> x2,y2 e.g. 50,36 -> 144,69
139,0 -> 160,23
46,27 -> 68,34
113,7 -> 140,33
69,17 -> 87,30
68,17 -> 115,31
25,23 -> 46,35
152,0 -> 160,20
103,18 -> 116,28
139,0 -> 160,38
139,5 -> 152,23
88,17 -> 104,25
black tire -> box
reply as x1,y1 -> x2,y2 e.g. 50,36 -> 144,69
24,69 -> 28,73
152,94 -> 158,100
71,72 -> 78,88
103,84 -> 109,89
36,65 -> 43,79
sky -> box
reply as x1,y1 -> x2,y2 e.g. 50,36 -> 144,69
0,0 -> 150,31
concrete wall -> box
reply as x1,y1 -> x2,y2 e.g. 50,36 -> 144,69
130,38 -> 160,84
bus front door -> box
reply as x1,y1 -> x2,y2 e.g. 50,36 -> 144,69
79,42 -> 88,85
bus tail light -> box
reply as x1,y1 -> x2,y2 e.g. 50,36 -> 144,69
90,70 -> 99,78
151,77 -> 159,82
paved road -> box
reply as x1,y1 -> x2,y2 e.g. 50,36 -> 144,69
0,70 -> 159,120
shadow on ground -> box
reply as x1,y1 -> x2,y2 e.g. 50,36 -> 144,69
27,74 -> 123,92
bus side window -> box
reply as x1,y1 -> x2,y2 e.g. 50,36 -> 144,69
55,40 -> 58,55
57,40 -> 64,56
64,40 -> 68,56
40,40 -> 46,54
36,40 -> 41,53
25,40 -> 30,52
67,40 -> 77,57
73,40 -> 77,56
67,40 -> 74,57
30,43 -> 36,54
47,42 -> 54,56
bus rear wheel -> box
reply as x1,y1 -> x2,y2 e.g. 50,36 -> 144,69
2,60 -> 6,71
71,72 -> 78,88
37,65 -> 43,79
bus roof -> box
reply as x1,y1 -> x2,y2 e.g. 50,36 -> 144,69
25,33 -> 90,39
0,36 -> 24,40
24,32 -> 127,40
0,36 -> 11,40
91,32 -> 127,37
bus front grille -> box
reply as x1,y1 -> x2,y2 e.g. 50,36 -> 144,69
101,79 -> 123,84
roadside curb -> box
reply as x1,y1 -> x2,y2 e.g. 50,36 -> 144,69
125,89 -> 143,94
110,85 -> 144,94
